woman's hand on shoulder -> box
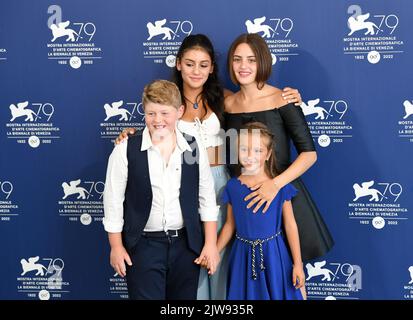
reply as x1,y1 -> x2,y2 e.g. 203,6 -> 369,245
282,87 -> 302,106
115,128 -> 136,145
245,179 -> 281,213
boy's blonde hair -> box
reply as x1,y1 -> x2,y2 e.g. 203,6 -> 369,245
142,79 -> 182,110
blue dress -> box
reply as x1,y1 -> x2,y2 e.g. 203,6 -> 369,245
224,106 -> 334,262
222,178 -> 303,300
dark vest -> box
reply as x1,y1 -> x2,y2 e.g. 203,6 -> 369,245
122,133 -> 203,254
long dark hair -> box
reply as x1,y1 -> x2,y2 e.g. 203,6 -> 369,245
172,34 -> 224,124
235,122 -> 278,178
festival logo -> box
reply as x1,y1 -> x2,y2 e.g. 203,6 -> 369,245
245,15 -> 299,64
100,99 -> 145,142
109,271 -> 129,299
343,5 -> 404,64
300,98 -> 353,147
58,178 -> 104,225
403,265 -> 413,299
402,101 -> 413,119
142,18 -> 194,67
398,100 -> 413,143
348,180 -> 408,229
0,46 -> 6,62
0,180 -> 19,222
17,256 -> 70,300
46,5 -> 103,69
4,101 -> 61,148
0,27 -> 6,62
306,260 -> 362,300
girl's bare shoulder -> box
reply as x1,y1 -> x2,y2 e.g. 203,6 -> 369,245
223,88 -> 234,98
261,85 -> 285,107
265,85 -> 283,96
224,91 -> 240,112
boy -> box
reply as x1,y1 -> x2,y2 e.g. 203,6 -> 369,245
103,80 -> 219,299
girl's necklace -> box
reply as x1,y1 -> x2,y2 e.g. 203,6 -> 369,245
184,93 -> 202,110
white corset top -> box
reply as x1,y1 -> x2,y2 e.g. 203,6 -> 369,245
178,112 -> 223,148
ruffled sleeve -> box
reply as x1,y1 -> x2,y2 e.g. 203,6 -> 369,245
278,103 -> 316,153
281,183 -> 298,202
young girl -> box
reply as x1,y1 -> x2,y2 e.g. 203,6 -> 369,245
217,122 -> 305,300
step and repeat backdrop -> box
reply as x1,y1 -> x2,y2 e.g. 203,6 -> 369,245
0,0 -> 412,300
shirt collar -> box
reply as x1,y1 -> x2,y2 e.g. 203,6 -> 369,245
141,127 -> 192,153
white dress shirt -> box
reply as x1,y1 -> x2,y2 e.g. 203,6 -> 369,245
103,127 -> 219,233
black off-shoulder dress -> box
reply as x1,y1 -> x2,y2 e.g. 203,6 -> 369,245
224,103 -> 334,262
